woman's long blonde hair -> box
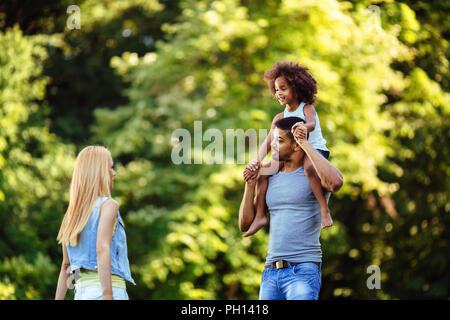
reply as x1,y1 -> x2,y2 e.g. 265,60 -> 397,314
57,146 -> 112,246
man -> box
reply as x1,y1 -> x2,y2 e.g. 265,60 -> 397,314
238,117 -> 343,300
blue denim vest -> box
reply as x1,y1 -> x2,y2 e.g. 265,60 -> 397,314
66,196 -> 136,285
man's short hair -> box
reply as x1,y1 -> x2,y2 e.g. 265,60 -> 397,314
274,116 -> 306,142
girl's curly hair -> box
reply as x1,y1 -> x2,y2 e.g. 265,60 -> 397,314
263,61 -> 317,105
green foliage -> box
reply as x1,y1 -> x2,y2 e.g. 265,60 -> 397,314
37,0 -> 180,144
0,0 -> 448,299
91,0 -> 449,299
0,27 -> 74,299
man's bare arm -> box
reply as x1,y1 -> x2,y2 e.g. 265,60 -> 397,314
293,123 -> 343,192
239,179 -> 257,232
301,142 -> 343,192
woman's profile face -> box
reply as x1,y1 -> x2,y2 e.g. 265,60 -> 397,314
108,155 -> 116,190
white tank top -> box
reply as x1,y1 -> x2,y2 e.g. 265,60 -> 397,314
284,102 -> 328,151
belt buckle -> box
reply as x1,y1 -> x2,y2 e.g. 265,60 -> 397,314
275,260 -> 284,269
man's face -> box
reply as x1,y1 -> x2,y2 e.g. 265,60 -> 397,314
271,128 -> 296,161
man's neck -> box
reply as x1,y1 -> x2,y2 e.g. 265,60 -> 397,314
281,152 -> 305,173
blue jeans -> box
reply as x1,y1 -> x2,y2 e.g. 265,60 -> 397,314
74,285 -> 129,300
259,262 -> 322,300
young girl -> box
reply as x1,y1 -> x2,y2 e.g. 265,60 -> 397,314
243,61 -> 332,236
55,146 -> 135,300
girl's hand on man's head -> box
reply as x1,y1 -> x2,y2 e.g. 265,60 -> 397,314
291,122 -> 308,144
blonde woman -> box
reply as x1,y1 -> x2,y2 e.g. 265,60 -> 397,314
55,146 -> 135,300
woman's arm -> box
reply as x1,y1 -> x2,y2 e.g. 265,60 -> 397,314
302,104 -> 317,133
55,245 -> 71,300
96,199 -> 119,300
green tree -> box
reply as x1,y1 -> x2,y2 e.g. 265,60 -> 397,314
91,0 -> 449,299
1,0 -> 182,145
0,27 -> 75,299
0,0 -> 448,300
337,0 -> 450,299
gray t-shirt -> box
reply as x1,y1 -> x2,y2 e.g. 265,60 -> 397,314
265,166 -> 322,265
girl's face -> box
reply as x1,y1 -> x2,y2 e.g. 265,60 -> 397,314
108,156 -> 116,190
274,76 -> 298,107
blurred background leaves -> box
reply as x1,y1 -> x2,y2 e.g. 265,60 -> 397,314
0,0 -> 448,299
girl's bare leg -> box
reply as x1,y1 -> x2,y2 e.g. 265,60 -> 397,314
243,160 -> 284,237
304,156 -> 333,229
243,175 -> 269,237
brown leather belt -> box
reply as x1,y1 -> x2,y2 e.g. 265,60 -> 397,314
265,260 -> 320,269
